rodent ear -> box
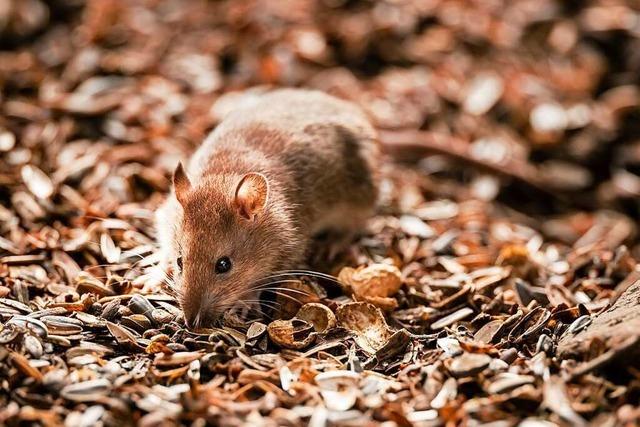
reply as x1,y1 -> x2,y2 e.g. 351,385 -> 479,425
234,172 -> 269,221
173,162 -> 192,206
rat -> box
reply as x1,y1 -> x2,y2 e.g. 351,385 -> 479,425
155,89 -> 380,328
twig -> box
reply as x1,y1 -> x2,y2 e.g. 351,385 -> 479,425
378,129 -> 548,192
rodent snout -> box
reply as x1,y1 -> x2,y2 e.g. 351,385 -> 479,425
183,305 -> 215,329
184,312 -> 198,329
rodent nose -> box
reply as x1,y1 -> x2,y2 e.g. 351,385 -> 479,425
185,317 -> 195,329
184,309 -> 214,329
184,311 -> 199,329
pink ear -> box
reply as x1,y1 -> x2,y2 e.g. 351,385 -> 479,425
173,162 -> 191,206
234,172 -> 269,220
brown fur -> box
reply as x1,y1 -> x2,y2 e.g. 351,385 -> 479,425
156,89 -> 379,327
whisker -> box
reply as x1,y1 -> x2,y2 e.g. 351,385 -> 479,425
230,302 -> 271,321
215,283 -> 306,319
156,270 -> 177,286
161,279 -> 180,295
252,278 -> 314,290
84,264 -> 120,271
239,304 -> 277,318
278,269 -> 340,280
265,289 -> 310,305
253,286 -> 312,297
81,240 -> 153,271
237,298 -> 281,310
235,279 -> 313,299
160,273 -> 181,299
242,298 -> 281,307
258,270 -> 342,286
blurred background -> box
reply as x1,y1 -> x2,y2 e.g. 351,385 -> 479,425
1,0 -> 639,242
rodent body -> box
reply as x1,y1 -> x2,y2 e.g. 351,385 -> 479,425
156,89 -> 379,327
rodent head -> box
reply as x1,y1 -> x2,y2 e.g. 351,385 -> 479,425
170,163 -> 288,328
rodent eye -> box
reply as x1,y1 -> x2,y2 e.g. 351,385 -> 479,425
214,256 -> 232,274
176,256 -> 183,271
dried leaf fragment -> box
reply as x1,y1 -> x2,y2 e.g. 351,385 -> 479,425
106,320 -> 139,349
146,334 -> 172,354
543,376 -> 587,427
9,352 -> 43,382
